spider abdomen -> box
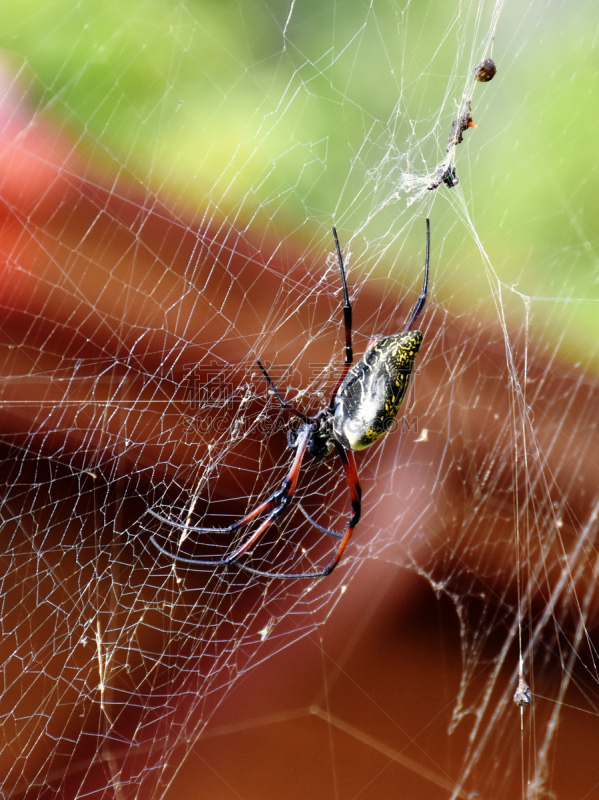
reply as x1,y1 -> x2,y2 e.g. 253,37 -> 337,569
332,330 -> 423,451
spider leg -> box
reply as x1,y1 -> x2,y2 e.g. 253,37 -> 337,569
333,227 -> 353,366
296,503 -> 343,539
329,228 -> 354,407
317,445 -> 361,573
403,218 -> 430,331
149,490 -> 282,564
150,425 -> 311,569
233,444 -> 361,579
147,488 -> 279,536
256,360 -> 310,422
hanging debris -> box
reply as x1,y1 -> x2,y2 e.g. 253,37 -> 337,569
474,57 -> 497,82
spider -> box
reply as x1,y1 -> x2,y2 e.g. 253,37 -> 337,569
149,219 -> 431,579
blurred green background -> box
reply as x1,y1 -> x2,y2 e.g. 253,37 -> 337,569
2,0 -> 598,367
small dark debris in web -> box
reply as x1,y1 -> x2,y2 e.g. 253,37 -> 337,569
447,100 -> 476,148
427,163 -> 459,191
474,57 -> 497,82
428,57 -> 498,191
427,101 -> 475,190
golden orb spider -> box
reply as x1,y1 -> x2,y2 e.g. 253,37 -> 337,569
150,219 -> 431,579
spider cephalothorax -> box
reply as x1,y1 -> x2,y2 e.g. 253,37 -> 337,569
150,219 -> 431,578
288,411 -> 336,459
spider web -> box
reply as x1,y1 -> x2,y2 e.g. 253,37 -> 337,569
0,0 -> 598,798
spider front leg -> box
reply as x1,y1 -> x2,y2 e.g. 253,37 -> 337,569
322,444 -> 361,572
